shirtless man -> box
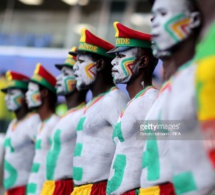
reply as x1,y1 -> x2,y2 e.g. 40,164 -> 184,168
70,28 -> 129,195
26,64 -> 59,195
195,0 -> 215,170
1,71 -> 40,195
106,22 -> 158,195
41,47 -> 87,195
139,0 -> 210,194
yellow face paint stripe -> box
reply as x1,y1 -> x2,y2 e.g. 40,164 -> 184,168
85,62 -> 95,79
172,18 -> 190,39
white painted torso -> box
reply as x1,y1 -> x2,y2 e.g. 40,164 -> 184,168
46,104 -> 85,181
167,63 -> 215,195
27,114 -> 59,195
73,87 -> 129,185
107,87 -> 158,195
4,113 -> 40,190
140,82 -> 172,188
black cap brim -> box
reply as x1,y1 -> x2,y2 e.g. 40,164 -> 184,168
107,46 -> 132,54
55,64 -> 64,70
69,50 -> 88,57
1,88 -> 8,93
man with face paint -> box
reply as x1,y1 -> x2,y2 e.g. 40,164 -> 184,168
105,22 -> 158,195
139,0 -> 215,194
40,47 -> 87,195
1,71 -> 40,195
70,28 -> 129,195
194,0 -> 215,170
26,64 -> 59,195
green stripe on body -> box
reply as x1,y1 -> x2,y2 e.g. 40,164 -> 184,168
73,167 -> 83,181
173,172 -> 197,194
74,143 -> 83,157
46,129 -> 62,180
76,117 -> 86,131
27,183 -> 37,194
4,160 -> 18,189
31,163 -> 40,173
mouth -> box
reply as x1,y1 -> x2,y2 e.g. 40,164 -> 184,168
74,73 -> 79,79
112,69 -> 118,73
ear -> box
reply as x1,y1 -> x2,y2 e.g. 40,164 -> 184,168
190,11 -> 201,29
96,59 -> 105,71
40,88 -> 48,98
138,55 -> 149,69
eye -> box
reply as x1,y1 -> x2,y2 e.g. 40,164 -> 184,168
151,15 -> 155,22
78,58 -> 84,63
117,53 -> 125,58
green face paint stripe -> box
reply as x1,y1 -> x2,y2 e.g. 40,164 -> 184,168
74,143 -> 83,157
73,167 -> 83,181
35,140 -> 42,150
164,13 -> 185,42
63,76 -> 74,93
120,57 -> 135,77
142,122 -> 160,181
27,183 -> 37,194
173,172 -> 197,194
4,138 -> 14,153
4,160 -> 18,189
76,117 -> 86,131
112,122 -> 124,142
106,154 -> 126,194
46,129 -> 61,180
31,163 -> 40,173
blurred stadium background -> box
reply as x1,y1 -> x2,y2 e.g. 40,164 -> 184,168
0,1 -> 162,192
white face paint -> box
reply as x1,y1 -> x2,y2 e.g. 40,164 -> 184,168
73,54 -> 97,90
26,82 -> 42,108
111,48 -> 139,84
151,0 -> 200,57
5,89 -> 24,111
56,66 -> 76,95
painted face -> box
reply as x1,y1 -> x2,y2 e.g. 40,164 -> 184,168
56,66 -> 76,95
151,0 -> 200,57
73,54 -> 97,90
5,89 -> 24,111
26,82 -> 42,108
111,48 -> 139,84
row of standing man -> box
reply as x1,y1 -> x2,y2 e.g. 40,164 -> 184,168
2,0 -> 215,194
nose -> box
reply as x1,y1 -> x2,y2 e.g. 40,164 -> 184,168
57,75 -> 62,82
73,62 -> 78,72
151,15 -> 159,28
5,95 -> 9,101
111,57 -> 117,67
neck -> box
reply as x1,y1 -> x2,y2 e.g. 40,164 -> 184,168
15,106 -> 29,121
65,90 -> 85,109
90,73 -> 114,98
163,36 -> 196,81
199,1 -> 215,39
126,74 -> 152,99
38,101 -> 55,121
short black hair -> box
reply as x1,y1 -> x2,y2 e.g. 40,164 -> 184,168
136,48 -> 158,77
88,52 -> 114,85
39,85 -> 57,109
